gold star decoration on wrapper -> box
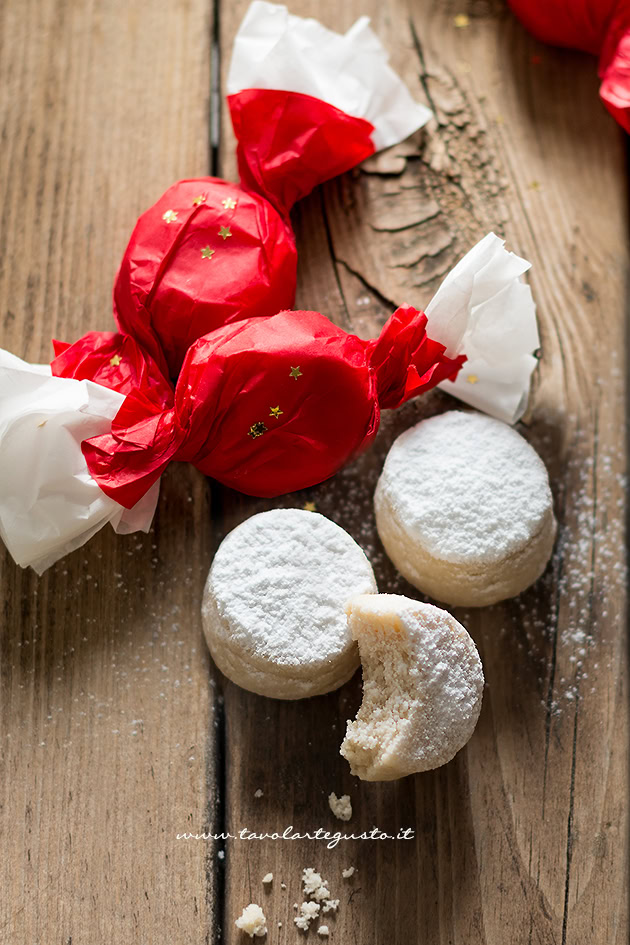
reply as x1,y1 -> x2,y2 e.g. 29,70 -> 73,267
218,226 -> 232,240
248,421 -> 268,439
192,195 -> 206,206
303,501 -> 317,512
201,246 -> 215,260
162,210 -> 178,223
269,406 -> 283,419
109,354 -> 123,367
222,197 -> 237,210
454,13 -> 470,28
290,366 -> 302,380
467,374 -> 479,384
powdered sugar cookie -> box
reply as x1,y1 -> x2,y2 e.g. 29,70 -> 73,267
202,509 -> 377,699
375,411 -> 556,607
340,594 -> 483,780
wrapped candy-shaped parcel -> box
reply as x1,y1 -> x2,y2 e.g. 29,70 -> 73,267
113,0 -> 431,378
0,233 -> 539,573
508,0 -> 630,132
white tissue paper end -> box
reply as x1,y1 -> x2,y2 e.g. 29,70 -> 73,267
424,232 -> 540,424
227,1 -> 432,151
0,351 -> 159,574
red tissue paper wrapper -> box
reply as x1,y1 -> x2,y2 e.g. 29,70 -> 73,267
508,0 -> 630,132
0,232 -> 539,572
113,1 -> 431,378
52,308 -> 463,507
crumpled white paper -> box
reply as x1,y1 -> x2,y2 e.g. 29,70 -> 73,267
227,0 -> 432,152
0,351 -> 159,574
424,233 -> 540,424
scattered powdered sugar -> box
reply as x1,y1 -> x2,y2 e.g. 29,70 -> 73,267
317,926 -> 330,937
377,411 -> 554,564
510,417 -> 627,713
204,510 -> 376,666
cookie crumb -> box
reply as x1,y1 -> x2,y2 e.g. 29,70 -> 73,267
328,792 -> 352,821
235,903 -> 267,938
262,872 -> 273,885
341,867 -> 355,878
294,900 -> 320,931
302,867 -> 330,901
317,926 -> 330,937
322,899 -> 339,914
254,788 -> 263,798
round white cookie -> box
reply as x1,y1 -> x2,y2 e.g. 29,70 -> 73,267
202,509 -> 377,699
375,410 -> 557,607
340,593 -> 483,781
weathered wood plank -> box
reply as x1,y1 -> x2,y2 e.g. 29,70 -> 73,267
218,1 -> 627,943
1,0 -> 626,941
0,1 -> 219,941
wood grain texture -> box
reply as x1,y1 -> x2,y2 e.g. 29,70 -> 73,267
218,2 -> 628,944
0,0 -> 627,943
0,1 -> 220,941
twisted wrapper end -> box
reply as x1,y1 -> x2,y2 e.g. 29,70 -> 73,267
424,232 -> 540,423
367,305 -> 466,410
0,349 -> 159,573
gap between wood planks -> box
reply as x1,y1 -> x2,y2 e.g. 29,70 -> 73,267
206,4 -> 227,944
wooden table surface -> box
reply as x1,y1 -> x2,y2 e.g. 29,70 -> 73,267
1,1 -> 627,943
